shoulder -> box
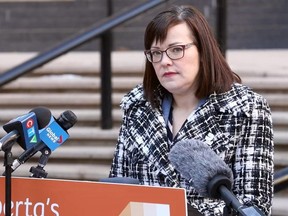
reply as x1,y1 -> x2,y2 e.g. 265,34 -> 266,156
120,84 -> 147,110
209,83 -> 271,116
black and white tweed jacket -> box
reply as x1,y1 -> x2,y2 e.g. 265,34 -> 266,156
109,83 -> 274,216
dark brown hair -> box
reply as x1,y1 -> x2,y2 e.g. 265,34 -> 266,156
143,5 -> 241,108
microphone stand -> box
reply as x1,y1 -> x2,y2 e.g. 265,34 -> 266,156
3,148 -> 13,216
1,131 -> 19,216
208,175 -> 265,216
220,185 -> 265,216
30,146 -> 51,178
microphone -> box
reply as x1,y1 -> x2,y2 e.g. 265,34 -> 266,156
1,107 -> 51,151
9,109 -> 77,173
168,139 -> 265,216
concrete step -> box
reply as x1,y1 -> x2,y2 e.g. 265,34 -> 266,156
272,112 -> 288,126
272,196 -> 288,216
242,77 -> 288,92
0,145 -> 116,161
1,76 -> 141,92
0,92 -> 287,110
0,51 -> 146,76
2,76 -> 288,93
275,151 -> 288,167
0,162 -> 111,181
0,93 -> 123,107
261,93 -> 288,109
274,130 -> 288,146
226,50 -> 288,78
0,108 -> 123,120
0,126 -> 119,146
0,108 -> 123,128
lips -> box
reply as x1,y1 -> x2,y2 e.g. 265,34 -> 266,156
163,72 -> 178,77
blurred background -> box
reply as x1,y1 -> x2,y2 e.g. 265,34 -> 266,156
0,0 -> 287,215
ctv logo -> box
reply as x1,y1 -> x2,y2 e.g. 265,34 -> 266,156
26,118 -> 38,144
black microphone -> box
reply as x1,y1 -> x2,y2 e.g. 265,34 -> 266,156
168,139 -> 265,216
9,109 -> 77,173
99,177 -> 140,185
0,107 -> 51,151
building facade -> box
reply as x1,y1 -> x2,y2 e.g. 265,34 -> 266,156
0,0 -> 287,52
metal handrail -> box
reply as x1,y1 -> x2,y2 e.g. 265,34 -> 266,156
0,0 -> 168,128
274,167 -> 288,193
0,0 -> 167,85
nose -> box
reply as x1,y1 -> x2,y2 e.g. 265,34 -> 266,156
160,51 -> 172,65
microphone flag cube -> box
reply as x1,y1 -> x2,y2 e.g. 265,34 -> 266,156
3,112 -> 40,150
39,116 -> 69,151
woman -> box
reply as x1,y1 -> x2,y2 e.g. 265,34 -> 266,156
109,5 -> 273,215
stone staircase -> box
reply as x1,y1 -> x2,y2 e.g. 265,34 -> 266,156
0,50 -> 287,215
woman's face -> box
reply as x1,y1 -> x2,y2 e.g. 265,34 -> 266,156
151,22 -> 200,96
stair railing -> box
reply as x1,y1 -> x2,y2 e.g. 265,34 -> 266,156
274,167 -> 288,193
0,0 -> 168,129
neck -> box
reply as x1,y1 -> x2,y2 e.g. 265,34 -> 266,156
172,93 -> 199,111
171,94 -> 199,137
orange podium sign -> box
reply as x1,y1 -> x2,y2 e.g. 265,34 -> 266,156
0,177 -> 187,216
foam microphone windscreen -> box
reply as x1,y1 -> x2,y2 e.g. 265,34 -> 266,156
168,139 -> 233,197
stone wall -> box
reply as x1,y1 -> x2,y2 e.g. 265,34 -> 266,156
0,0 -> 287,52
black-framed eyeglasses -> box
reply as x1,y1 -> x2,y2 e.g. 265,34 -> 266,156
144,42 -> 194,63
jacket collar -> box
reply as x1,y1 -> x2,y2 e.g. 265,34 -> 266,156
121,83 -> 252,117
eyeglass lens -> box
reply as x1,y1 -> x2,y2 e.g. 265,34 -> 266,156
147,46 -> 184,63
145,43 -> 193,63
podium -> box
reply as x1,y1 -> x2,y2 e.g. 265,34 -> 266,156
0,177 -> 187,215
